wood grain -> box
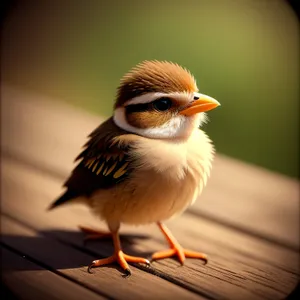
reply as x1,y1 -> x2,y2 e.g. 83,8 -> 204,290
1,214 -> 203,300
1,84 -> 299,300
1,156 -> 298,300
2,84 -> 299,250
1,246 -> 108,300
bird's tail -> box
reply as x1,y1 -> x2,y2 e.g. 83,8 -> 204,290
48,190 -> 75,211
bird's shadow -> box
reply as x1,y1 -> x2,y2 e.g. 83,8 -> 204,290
1,229 -> 152,273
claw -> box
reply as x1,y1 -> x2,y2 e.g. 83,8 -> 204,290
122,268 -> 132,278
88,262 -> 96,274
144,259 -> 151,267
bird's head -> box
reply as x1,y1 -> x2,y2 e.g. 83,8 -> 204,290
113,60 -> 220,140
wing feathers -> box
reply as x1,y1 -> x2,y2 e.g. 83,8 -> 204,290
50,117 -> 134,209
113,162 -> 129,179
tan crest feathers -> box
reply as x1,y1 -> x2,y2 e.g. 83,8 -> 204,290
115,60 -> 198,108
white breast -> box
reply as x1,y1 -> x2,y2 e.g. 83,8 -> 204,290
90,129 -> 214,225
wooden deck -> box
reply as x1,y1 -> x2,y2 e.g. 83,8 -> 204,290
1,84 -> 299,300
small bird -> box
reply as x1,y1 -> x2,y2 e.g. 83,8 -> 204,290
49,60 -> 220,276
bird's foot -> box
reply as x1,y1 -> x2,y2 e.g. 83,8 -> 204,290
79,226 -> 112,244
151,246 -> 208,265
88,251 -> 150,277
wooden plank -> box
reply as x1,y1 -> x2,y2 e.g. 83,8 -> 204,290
1,214 -> 204,300
1,154 -> 298,272
1,84 -> 299,250
191,155 -> 300,251
2,156 -> 298,300
1,246 -> 107,300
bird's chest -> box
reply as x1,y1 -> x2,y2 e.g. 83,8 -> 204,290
115,131 -> 213,224
93,130 -> 214,225
132,130 -> 213,186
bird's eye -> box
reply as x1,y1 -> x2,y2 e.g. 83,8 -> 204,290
153,98 -> 172,111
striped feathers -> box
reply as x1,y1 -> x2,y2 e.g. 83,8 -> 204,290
84,153 -> 129,179
49,118 -> 134,209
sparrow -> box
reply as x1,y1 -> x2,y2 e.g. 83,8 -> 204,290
49,60 -> 220,276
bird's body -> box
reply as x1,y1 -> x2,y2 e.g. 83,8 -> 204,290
88,119 -> 213,226
50,60 -> 220,275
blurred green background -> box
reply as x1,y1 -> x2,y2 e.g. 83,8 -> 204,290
1,0 -> 299,178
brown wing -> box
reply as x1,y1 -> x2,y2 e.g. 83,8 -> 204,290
49,117 -> 133,209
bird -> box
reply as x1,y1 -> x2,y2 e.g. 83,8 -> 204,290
49,60 -> 220,276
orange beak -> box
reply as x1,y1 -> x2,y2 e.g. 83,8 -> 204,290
180,94 -> 220,116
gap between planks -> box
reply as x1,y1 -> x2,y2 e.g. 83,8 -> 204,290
1,245 -> 109,300
3,147 -> 299,254
1,214 -> 207,300
1,84 -> 299,250
1,155 -> 298,300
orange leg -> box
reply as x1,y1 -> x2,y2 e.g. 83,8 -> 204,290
88,230 -> 150,276
152,222 -> 208,265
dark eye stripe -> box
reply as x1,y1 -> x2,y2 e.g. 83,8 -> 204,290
125,103 -> 150,113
